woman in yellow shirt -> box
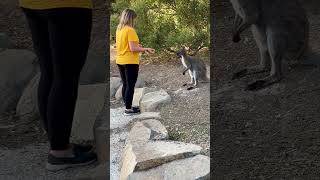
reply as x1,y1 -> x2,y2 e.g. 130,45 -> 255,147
116,9 -> 155,115
20,0 -> 96,171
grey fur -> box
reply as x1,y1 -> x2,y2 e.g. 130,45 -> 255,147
230,0 -> 310,90
177,47 -> 208,89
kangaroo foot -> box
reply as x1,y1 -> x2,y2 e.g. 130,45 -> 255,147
187,86 -> 195,90
246,76 -> 280,91
232,69 -> 248,80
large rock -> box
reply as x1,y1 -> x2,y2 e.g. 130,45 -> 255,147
0,33 -> 12,49
71,83 -> 107,141
16,73 -> 40,121
140,89 -> 171,112
126,119 -> 168,146
128,155 -> 210,180
135,76 -> 145,88
110,77 -> 122,98
120,141 -> 202,180
132,112 -> 161,121
115,84 -> 123,100
132,88 -> 145,107
0,49 -> 38,115
114,77 -> 145,101
79,51 -> 107,85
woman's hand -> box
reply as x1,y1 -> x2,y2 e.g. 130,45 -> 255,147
144,48 -> 155,54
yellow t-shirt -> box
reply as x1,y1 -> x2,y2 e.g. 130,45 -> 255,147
116,26 -> 140,65
19,0 -> 93,10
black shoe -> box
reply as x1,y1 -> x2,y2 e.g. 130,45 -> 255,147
124,108 -> 140,116
71,143 -> 93,153
132,106 -> 140,112
46,151 -> 97,171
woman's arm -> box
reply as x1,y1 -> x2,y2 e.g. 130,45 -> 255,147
129,41 -> 146,52
129,41 -> 155,53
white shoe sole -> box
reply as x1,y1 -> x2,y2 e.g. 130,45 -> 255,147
123,112 -> 140,116
46,158 -> 96,172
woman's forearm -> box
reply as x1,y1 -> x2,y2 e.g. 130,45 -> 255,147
130,46 -> 146,52
128,41 -> 146,52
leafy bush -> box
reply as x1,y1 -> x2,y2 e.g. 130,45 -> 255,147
110,0 -> 209,54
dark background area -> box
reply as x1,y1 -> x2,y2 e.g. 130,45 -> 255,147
212,0 -> 320,179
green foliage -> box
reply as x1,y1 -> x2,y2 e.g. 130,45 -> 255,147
110,0 -> 209,53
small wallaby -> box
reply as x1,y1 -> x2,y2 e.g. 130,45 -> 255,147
230,0 -> 310,91
176,47 -> 208,90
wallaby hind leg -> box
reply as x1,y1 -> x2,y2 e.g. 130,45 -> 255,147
187,71 -> 198,90
233,25 -> 271,80
183,70 -> 194,86
246,32 -> 286,91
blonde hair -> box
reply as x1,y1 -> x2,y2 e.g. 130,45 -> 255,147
117,8 -> 137,30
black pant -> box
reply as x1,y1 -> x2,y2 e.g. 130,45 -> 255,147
22,8 -> 92,150
117,64 -> 139,109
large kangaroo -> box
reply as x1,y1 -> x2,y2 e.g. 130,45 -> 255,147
230,0 -> 310,90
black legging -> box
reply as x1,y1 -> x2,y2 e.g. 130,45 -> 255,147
22,8 -> 92,150
117,64 -> 139,109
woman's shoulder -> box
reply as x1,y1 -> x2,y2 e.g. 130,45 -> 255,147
123,26 -> 136,32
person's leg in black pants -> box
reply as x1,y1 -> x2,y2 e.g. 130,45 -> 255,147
24,8 -> 91,150
117,64 -> 139,111
23,8 -> 96,169
22,9 -> 53,133
124,64 -> 139,109
46,8 -> 92,151
117,64 -> 127,104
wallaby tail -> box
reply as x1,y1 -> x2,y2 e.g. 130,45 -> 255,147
200,65 -> 210,82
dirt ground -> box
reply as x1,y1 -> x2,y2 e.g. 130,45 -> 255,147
110,48 -> 210,156
212,1 -> 320,179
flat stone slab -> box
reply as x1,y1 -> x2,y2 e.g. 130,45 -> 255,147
140,89 -> 171,112
140,119 -> 168,140
0,49 -> 38,115
110,107 -> 141,131
120,141 -> 202,180
128,155 -> 210,180
110,107 -> 144,180
127,119 -> 168,147
110,77 -> 122,98
71,83 -> 107,141
115,84 -> 123,100
133,112 -> 161,121
115,86 -> 145,101
16,73 -> 40,121
132,88 -> 145,107
79,51 -> 107,85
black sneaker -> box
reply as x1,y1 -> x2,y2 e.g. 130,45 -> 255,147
46,151 -> 97,171
132,106 -> 140,112
71,143 -> 93,153
124,108 -> 140,116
